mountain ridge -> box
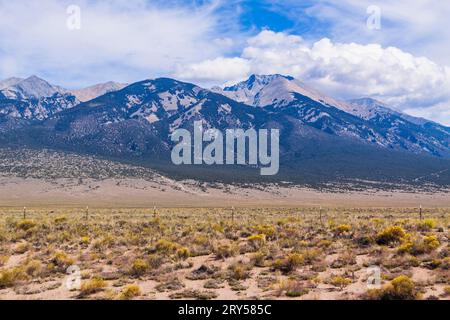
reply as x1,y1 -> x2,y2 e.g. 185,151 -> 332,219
0,74 -> 449,188
218,74 -> 450,158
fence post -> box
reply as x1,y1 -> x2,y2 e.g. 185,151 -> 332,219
319,206 -> 323,225
231,206 -> 235,223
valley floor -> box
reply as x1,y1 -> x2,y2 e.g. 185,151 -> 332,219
0,177 -> 449,208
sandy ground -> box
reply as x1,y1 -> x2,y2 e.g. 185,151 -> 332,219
1,252 -> 447,300
0,177 -> 448,208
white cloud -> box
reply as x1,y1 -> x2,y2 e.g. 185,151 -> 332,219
0,0 -> 237,88
176,57 -> 251,84
404,103 -> 450,126
177,30 -> 450,125
278,0 -> 450,67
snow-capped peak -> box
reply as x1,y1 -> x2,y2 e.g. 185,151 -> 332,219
0,75 -> 66,100
0,77 -> 24,90
346,97 -> 400,120
214,74 -> 351,110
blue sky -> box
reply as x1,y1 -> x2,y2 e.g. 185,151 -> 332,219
0,0 -> 449,124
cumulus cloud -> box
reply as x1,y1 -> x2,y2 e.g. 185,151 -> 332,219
176,57 -> 251,83
273,0 -> 450,67
177,30 -> 450,125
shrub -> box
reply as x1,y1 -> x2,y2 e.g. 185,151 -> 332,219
214,243 -> 238,260
423,235 -> 440,251
355,235 -> 374,247
92,236 -> 115,251
212,224 -> 224,233
0,256 -> 9,267
54,216 -> 68,224
228,263 -> 251,280
247,234 -> 266,250
25,260 -> 43,277
118,284 -> 141,300
417,219 -> 436,231
169,289 -> 218,300
79,277 -> 107,296
147,254 -> 164,269
193,235 -> 209,247
51,251 -> 74,271
176,247 -> 191,260
333,224 -> 352,236
366,276 -> 417,300
130,259 -> 149,277
14,242 -> 30,254
155,240 -> 179,254
0,267 -> 26,288
17,220 -> 37,231
371,218 -> 385,226
255,225 -> 276,239
443,286 -> 450,297
80,237 -> 90,245
156,278 -> 185,292
376,226 -> 406,245
441,257 -> 450,270
250,251 -> 267,267
280,280 -> 309,297
272,253 -> 304,273
398,235 -> 440,255
318,240 -> 333,248
302,249 -> 321,264
329,276 -> 352,290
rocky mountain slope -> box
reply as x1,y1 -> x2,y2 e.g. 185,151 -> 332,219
217,75 -> 450,158
69,81 -> 128,102
0,74 -> 449,187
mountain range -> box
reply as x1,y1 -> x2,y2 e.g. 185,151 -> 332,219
0,74 -> 449,188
